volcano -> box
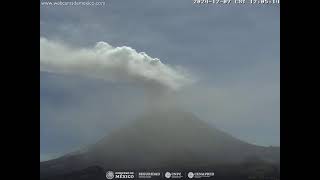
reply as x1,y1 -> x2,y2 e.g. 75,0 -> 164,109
40,109 -> 280,180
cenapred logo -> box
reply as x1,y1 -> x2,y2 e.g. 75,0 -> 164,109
188,172 -> 194,179
187,171 -> 214,179
106,171 -> 114,179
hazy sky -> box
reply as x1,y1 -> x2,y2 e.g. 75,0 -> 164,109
40,0 -> 279,161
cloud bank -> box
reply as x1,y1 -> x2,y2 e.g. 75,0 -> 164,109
40,38 -> 193,90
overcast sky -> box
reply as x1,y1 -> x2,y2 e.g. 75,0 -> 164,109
40,0 -> 279,161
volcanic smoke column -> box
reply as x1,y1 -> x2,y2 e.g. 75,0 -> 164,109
40,38 -> 194,110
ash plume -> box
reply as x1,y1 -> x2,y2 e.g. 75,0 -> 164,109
40,38 -> 193,91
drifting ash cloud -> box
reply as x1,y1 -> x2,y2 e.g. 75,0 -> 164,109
40,37 -> 193,91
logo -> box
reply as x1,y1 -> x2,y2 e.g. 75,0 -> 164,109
164,172 -> 183,179
138,172 -> 161,179
187,172 -> 214,179
188,172 -> 194,179
106,171 -> 134,179
165,172 -> 171,178
106,171 -> 114,179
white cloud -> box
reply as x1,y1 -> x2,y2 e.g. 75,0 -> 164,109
40,37 -> 193,91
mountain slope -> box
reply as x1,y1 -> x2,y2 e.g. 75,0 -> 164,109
40,109 -> 279,179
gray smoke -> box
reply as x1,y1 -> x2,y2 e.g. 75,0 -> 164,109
40,37 -> 193,91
